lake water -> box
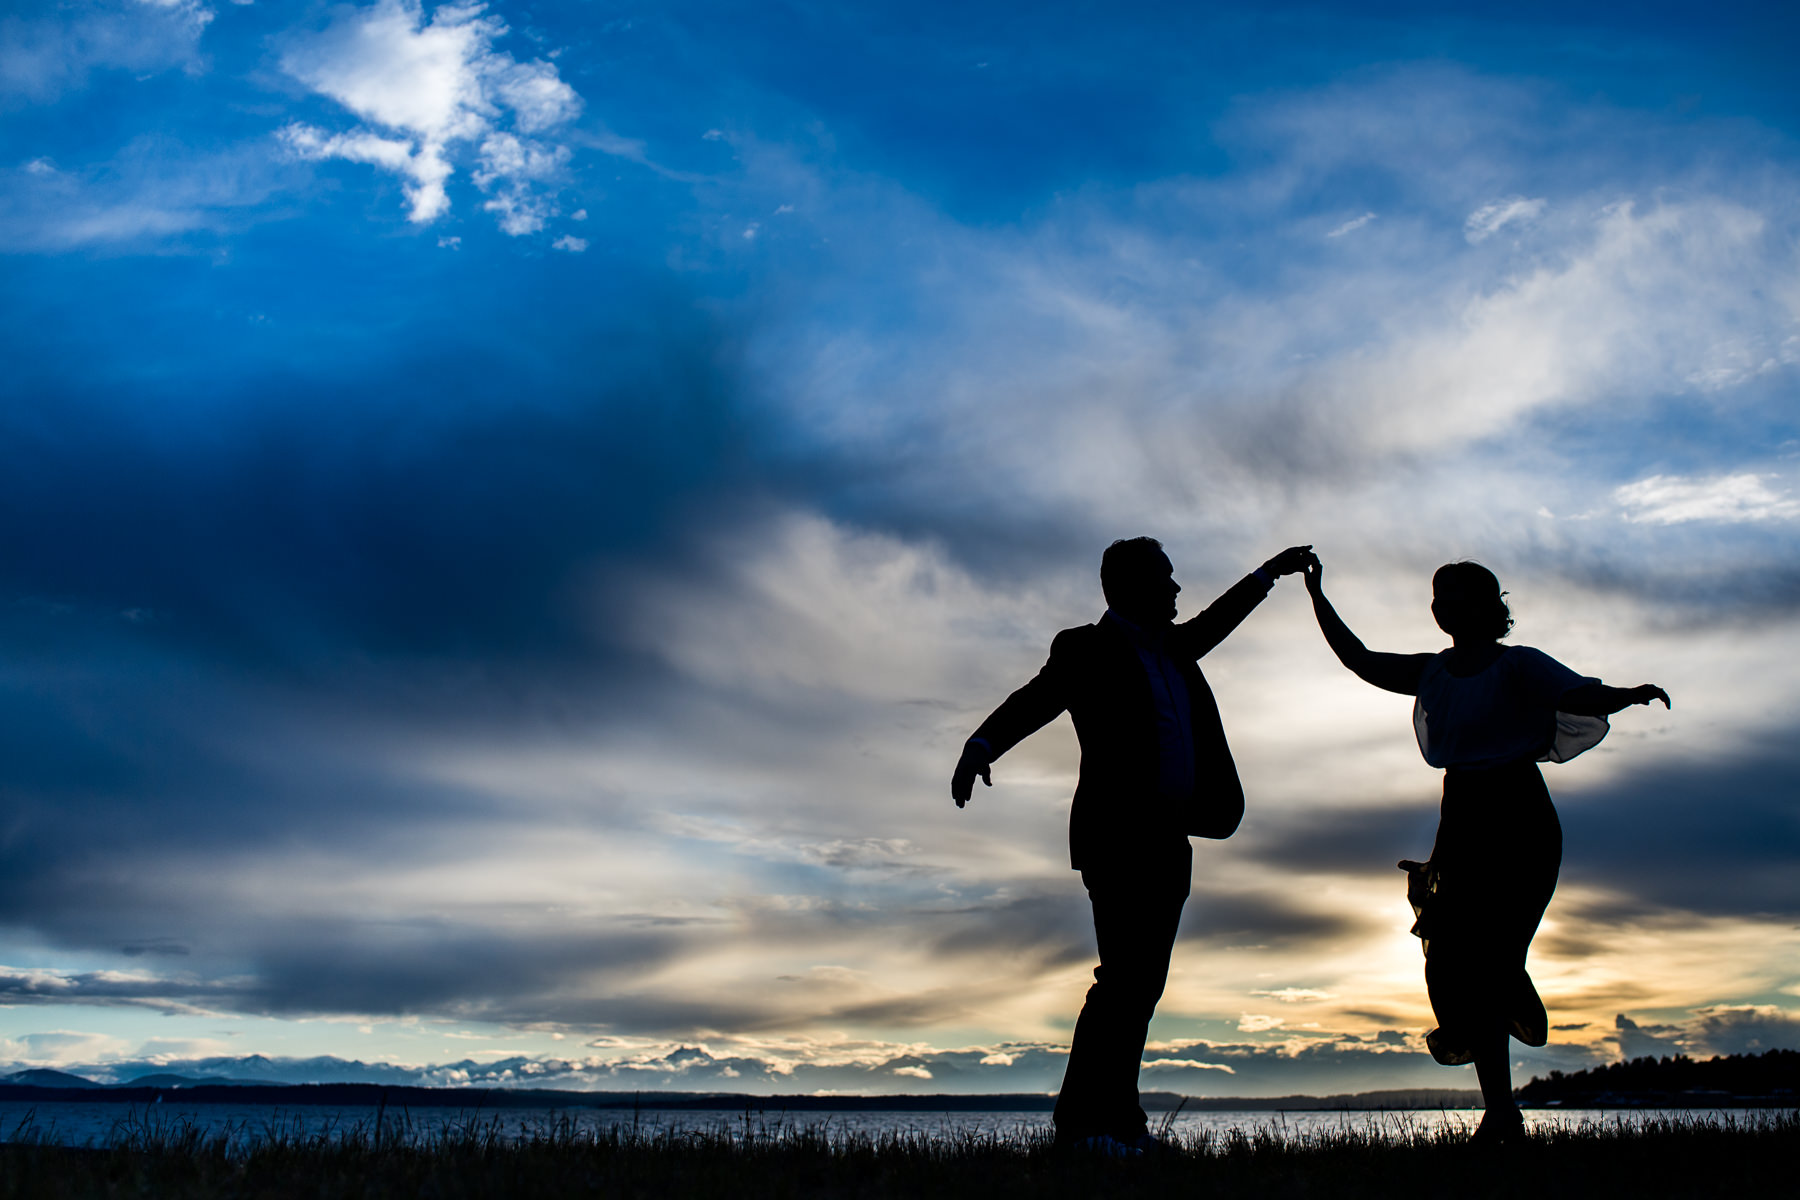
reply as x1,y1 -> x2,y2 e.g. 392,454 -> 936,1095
0,1102 -> 1776,1150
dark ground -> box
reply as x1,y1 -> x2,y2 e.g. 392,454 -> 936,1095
1,1111 -> 1793,1199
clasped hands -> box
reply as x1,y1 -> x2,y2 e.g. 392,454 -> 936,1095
1262,545 -> 1317,581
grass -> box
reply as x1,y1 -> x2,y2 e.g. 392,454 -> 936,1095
2,1108 -> 1795,1198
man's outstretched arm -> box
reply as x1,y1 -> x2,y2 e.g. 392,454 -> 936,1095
950,632 -> 1074,807
951,741 -> 992,808
1171,545 -> 1313,660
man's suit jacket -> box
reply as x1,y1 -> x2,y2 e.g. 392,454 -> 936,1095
970,573 -> 1272,871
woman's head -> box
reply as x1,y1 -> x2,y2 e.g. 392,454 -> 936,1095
1431,561 -> 1513,642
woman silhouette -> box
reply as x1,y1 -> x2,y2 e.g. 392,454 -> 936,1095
1304,557 -> 1669,1144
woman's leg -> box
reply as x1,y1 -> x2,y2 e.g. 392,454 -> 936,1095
1472,1029 -> 1520,1123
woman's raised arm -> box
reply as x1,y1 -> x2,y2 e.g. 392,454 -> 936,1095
1304,557 -> 1432,696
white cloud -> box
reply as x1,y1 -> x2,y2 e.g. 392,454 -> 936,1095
1141,1058 -> 1236,1073
1250,988 -> 1338,1003
1326,212 -> 1376,238
551,235 -> 586,252
1465,195 -> 1547,243
279,123 -> 451,221
132,0 -> 213,19
1237,1014 -> 1287,1033
0,1029 -> 134,1066
279,1 -> 582,232
1615,473 -> 1800,525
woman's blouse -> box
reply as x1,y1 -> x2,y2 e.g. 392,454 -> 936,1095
1413,646 -> 1609,769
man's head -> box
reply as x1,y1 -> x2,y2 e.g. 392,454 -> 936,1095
1101,537 -> 1180,626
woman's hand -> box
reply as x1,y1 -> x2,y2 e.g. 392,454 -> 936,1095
1260,545 -> 1316,578
1561,682 -> 1672,716
1303,551 -> 1324,596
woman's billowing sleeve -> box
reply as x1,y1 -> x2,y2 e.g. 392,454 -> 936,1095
1511,646 -> 1609,764
1509,646 -> 1597,708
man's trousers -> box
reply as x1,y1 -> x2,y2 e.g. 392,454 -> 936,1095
1051,839 -> 1192,1143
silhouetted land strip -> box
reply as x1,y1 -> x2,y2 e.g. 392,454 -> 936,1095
1518,1049 -> 1800,1108
9,1050 -> 1798,1111
0,1082 -> 1483,1112
2,1110 -> 1795,1199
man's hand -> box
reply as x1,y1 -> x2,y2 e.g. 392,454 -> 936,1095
951,743 -> 992,808
1261,545 -> 1315,579
1635,684 -> 1672,709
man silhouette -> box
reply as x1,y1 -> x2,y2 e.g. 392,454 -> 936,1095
951,538 -> 1312,1153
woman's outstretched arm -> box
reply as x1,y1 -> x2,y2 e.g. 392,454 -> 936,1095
1558,682 -> 1671,716
1304,556 -> 1433,696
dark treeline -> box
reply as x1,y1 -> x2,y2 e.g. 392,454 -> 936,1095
1517,1049 -> 1800,1106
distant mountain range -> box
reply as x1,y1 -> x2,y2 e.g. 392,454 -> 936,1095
1,1055 -> 1486,1109
7,1050 -> 1796,1110
0,1072 -> 1481,1111
2,1068 -> 269,1090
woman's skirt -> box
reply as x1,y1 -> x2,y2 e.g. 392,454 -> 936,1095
1406,759 -> 1562,1066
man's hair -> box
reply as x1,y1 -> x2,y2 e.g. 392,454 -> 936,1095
1100,536 -> 1166,608
1431,561 -> 1514,641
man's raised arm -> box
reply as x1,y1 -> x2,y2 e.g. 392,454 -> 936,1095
1170,545 -> 1313,660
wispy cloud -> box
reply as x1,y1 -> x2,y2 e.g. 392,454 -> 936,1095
0,0 -> 215,104
1615,474 -> 1800,525
1464,195 -> 1547,243
1326,211 -> 1376,237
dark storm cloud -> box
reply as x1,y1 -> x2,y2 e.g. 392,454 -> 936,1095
921,882 -> 1368,971
0,242 -> 808,1012
1521,538 -> 1800,630
1556,738 -> 1800,919
1610,1013 -> 1690,1060
1685,1006 -> 1800,1057
0,919 -> 702,1023
0,718 -> 532,962
1595,1009 -> 1800,1063
1179,891 -> 1371,949
926,888 -> 1093,968
0,315 -> 755,672
243,923 -> 697,1019
1240,805 -> 1440,875
0,967 -> 239,1015
1237,737 -> 1800,927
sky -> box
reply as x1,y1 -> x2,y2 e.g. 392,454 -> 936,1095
1,0 -> 1797,1097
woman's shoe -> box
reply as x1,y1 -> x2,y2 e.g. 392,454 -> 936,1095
1468,1108 -> 1527,1148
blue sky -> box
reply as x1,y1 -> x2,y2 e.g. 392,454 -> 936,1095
1,0 -> 1798,1095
